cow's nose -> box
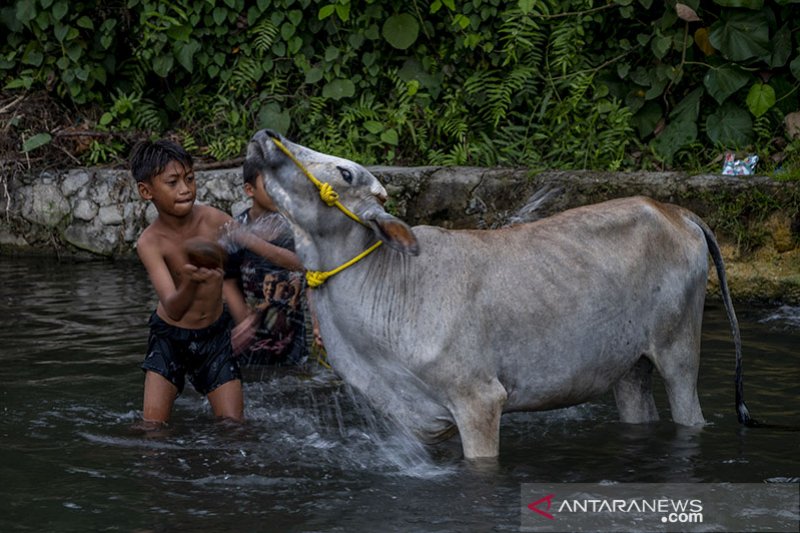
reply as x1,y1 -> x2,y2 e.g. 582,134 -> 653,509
252,129 -> 282,144
246,138 -> 264,160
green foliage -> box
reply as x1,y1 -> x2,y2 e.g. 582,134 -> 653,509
606,0 -> 800,166
21,132 -> 52,153
86,138 -> 124,165
1,0 -> 797,173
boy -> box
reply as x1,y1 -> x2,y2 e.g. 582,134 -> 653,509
130,139 -> 263,424
227,160 -> 321,368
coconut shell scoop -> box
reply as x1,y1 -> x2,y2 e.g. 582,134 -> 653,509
184,237 -> 227,269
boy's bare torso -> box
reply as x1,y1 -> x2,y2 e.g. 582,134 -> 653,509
138,204 -> 231,329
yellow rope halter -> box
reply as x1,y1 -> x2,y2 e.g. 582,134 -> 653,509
272,138 -> 363,224
271,137 -> 383,288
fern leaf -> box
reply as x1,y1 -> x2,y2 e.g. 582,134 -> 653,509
252,19 -> 279,55
133,99 -> 165,131
548,19 -> 586,77
498,6 -> 550,67
229,56 -> 263,92
486,66 -> 535,126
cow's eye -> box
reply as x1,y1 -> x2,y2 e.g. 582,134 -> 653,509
338,167 -> 353,184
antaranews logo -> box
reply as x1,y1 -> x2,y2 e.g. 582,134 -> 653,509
526,493 -> 703,524
521,483 -> 799,533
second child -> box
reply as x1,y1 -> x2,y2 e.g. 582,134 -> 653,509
227,160 -> 320,368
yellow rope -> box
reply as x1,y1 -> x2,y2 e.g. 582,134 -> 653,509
305,240 -> 383,287
312,344 -> 332,369
272,138 -> 364,225
270,137 -> 383,288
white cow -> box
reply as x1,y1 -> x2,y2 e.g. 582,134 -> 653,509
246,129 -> 753,459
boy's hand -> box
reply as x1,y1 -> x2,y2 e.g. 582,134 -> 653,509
182,264 -> 224,283
312,322 -> 324,349
231,311 -> 260,355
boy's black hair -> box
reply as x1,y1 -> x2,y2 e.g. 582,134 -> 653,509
242,158 -> 261,186
129,139 -> 193,183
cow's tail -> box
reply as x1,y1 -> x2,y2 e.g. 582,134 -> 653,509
685,212 -> 757,427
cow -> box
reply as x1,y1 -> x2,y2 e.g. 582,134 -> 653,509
245,129 -> 753,459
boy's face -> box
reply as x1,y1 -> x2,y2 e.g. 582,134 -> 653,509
244,174 -> 278,212
137,160 -> 196,217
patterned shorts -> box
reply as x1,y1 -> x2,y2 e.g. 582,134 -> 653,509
141,309 -> 241,394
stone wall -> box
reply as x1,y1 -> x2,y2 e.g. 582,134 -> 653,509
0,167 -> 248,257
2,166 -> 799,300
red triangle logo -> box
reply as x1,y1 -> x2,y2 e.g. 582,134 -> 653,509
527,494 -> 555,520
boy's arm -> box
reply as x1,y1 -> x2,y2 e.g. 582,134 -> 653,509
223,278 -> 250,324
223,278 -> 258,354
306,288 -> 324,348
138,234 -> 216,322
219,216 -> 303,271
236,231 -> 304,271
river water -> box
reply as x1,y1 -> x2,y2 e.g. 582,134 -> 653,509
0,256 -> 797,532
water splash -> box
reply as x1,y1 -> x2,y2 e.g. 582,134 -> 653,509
760,305 -> 800,329
502,185 -> 562,227
218,212 -> 293,254
338,383 -> 456,479
242,371 -> 455,479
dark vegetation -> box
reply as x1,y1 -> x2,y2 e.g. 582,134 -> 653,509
1,0 -> 799,180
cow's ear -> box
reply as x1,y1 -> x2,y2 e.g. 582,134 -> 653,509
371,212 -> 420,255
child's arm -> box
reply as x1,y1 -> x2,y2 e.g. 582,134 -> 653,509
306,288 -> 324,348
236,231 -> 304,271
222,278 -> 249,324
223,278 -> 258,354
138,234 -> 220,322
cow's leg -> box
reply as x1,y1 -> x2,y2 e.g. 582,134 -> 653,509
613,356 -> 659,423
663,367 -> 704,426
451,377 -> 508,459
652,319 -> 705,426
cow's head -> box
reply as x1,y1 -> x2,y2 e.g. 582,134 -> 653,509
246,129 -> 419,255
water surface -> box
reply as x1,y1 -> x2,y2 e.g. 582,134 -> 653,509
0,257 -> 797,532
